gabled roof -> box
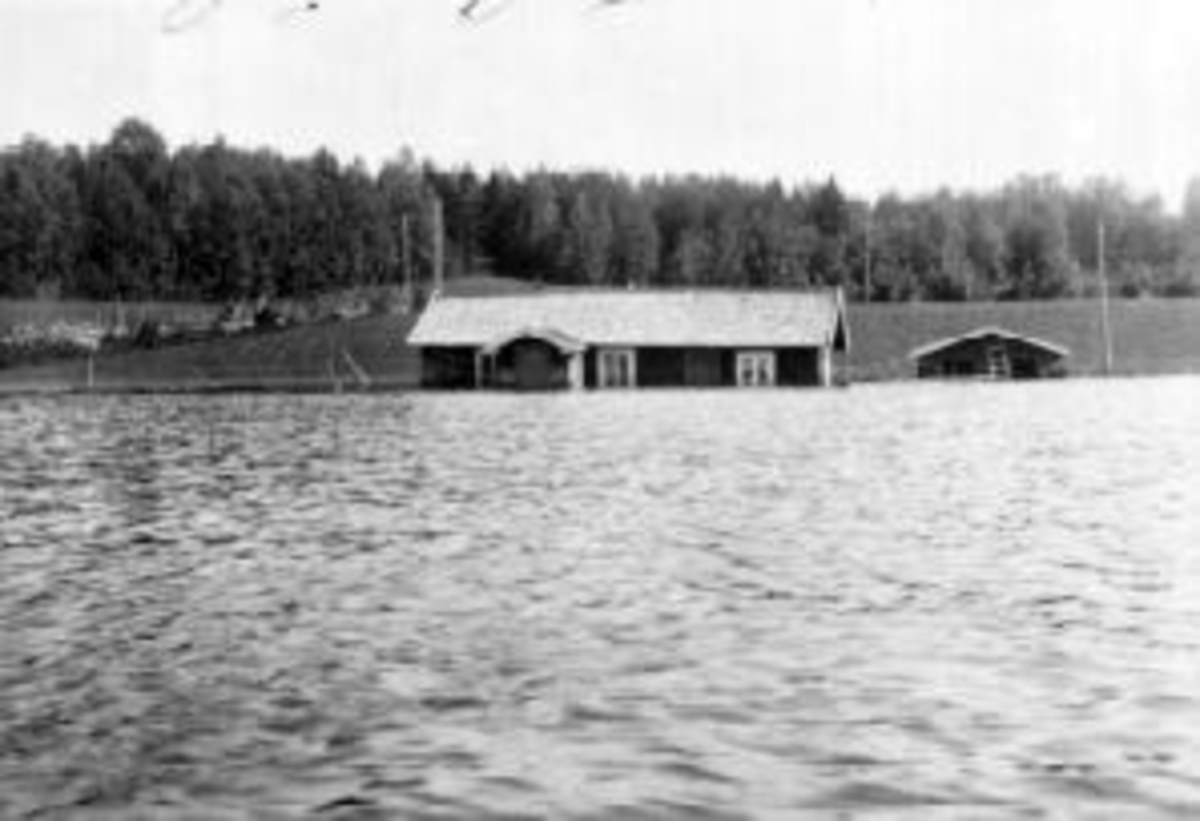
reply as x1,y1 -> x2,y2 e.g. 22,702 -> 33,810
481,326 -> 587,355
409,289 -> 849,350
908,326 -> 1071,360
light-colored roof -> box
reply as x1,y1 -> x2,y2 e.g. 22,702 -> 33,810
481,326 -> 587,355
409,289 -> 848,350
908,326 -> 1071,360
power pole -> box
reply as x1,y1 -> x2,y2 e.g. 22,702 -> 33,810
401,213 -> 413,313
863,203 -> 873,302
431,196 -> 445,298
1098,218 -> 1115,376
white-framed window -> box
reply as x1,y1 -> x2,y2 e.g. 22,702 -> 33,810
736,351 -> 776,387
598,348 -> 637,388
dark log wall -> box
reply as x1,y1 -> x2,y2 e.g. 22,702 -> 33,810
685,350 -> 725,387
421,347 -> 477,388
451,345 -> 833,389
1008,339 -> 1067,378
584,350 -> 598,388
778,348 -> 820,386
593,347 -> 824,387
637,348 -> 686,387
720,350 -> 736,385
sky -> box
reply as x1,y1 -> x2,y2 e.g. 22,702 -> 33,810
2,0 -> 1200,208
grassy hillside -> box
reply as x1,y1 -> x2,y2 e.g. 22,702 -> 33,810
0,314 -> 421,394
4,282 -> 1200,393
847,299 -> 1200,381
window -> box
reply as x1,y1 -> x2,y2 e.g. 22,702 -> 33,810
598,349 -> 636,388
736,351 -> 776,387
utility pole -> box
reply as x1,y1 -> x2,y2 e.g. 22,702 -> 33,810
431,196 -> 445,298
863,202 -> 873,303
401,213 -> 413,313
1098,218 -> 1115,376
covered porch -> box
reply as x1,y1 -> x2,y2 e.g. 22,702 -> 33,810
478,327 -> 586,390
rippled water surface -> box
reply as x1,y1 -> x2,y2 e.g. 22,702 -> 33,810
3,380 -> 1200,819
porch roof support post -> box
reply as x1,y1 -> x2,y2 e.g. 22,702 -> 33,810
819,345 -> 833,387
474,350 -> 484,389
568,352 -> 584,390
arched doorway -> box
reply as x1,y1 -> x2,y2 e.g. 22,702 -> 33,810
483,328 -> 586,390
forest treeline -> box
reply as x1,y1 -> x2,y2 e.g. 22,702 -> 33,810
3,117 -> 1200,304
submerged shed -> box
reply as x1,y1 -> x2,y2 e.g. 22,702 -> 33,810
409,289 -> 849,390
909,327 -> 1069,379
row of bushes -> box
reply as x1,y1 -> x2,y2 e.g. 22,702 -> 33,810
0,311 -> 279,368
0,321 -> 105,369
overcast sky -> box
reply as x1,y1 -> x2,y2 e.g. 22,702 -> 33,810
2,0 -> 1199,207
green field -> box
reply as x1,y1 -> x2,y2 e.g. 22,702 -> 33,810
847,299 -> 1200,381
3,284 -> 1200,393
0,314 -> 421,394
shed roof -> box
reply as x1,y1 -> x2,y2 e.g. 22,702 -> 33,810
907,326 -> 1071,361
409,289 -> 849,350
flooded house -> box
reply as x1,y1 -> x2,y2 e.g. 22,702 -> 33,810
909,327 -> 1070,379
409,289 -> 850,390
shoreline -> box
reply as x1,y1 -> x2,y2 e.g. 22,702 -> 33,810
5,295 -> 1200,395
3,366 -> 1197,399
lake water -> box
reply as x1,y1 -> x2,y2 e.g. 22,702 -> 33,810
2,380 -> 1200,820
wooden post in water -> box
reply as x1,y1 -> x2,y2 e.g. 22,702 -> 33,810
1098,218 -> 1115,376
326,324 -> 342,393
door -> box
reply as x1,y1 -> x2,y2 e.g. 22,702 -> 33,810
736,351 -> 776,387
684,350 -> 722,387
598,349 -> 637,388
511,339 -> 563,390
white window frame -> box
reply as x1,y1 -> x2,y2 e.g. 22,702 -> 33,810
736,351 -> 776,387
598,348 -> 637,389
